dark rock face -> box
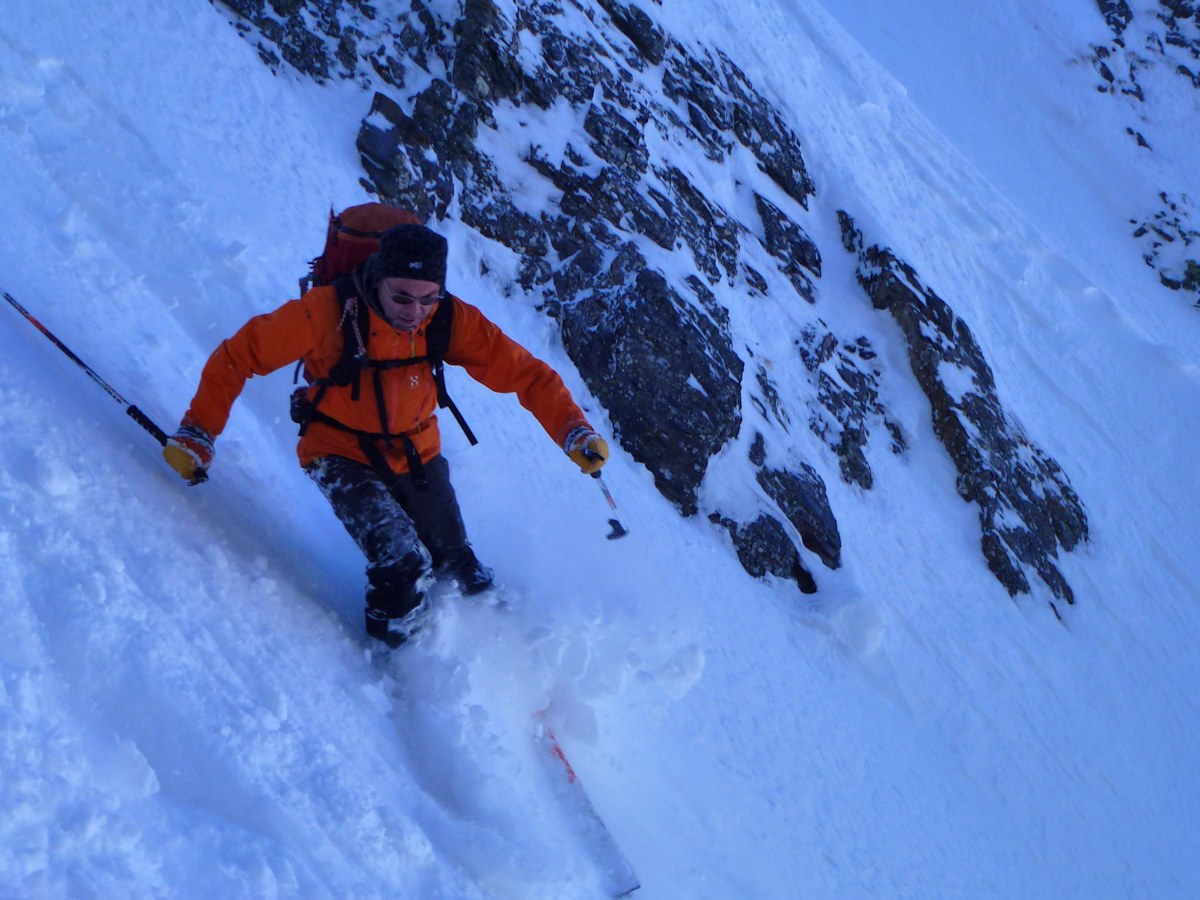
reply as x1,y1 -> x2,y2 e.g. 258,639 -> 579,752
710,511 -> 817,594
555,257 -> 745,515
1090,0 -> 1200,96
755,459 -> 842,572
215,0 -> 1090,606
841,213 -> 1089,610
755,194 -> 821,303
1097,0 -> 1134,35
597,0 -> 667,65
1089,0 -> 1200,304
210,0 -> 359,81
1132,192 -> 1200,300
795,325 -> 906,490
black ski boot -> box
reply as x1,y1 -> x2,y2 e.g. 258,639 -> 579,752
365,601 -> 431,649
364,568 -> 432,648
439,546 -> 494,595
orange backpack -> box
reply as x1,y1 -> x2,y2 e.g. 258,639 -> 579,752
300,202 -> 423,294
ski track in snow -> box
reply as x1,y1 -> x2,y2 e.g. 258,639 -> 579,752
2,0 -> 1200,896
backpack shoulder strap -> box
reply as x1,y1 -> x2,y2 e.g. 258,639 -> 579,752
426,298 -> 477,445
425,295 -> 454,362
326,274 -> 370,396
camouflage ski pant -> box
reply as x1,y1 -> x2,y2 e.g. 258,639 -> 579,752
306,454 -> 471,618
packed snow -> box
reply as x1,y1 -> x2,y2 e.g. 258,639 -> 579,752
2,0 -> 1198,897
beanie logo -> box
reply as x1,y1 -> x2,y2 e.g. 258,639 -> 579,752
375,224 -> 448,288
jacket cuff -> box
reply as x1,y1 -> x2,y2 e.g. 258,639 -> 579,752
561,422 -> 594,452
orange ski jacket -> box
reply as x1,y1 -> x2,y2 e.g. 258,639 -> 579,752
181,286 -> 591,474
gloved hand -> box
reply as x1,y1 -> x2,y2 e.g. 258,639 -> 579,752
564,426 -> 609,475
163,424 -> 214,484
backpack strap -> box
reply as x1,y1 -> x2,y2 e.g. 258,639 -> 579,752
297,400 -> 430,491
359,432 -> 427,492
329,274 -> 370,400
424,299 -> 478,446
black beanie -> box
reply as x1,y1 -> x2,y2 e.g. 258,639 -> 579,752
367,223 -> 448,289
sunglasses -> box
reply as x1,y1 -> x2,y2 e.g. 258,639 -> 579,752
382,286 -> 444,306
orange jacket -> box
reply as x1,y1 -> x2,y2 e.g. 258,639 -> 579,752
182,286 -> 591,473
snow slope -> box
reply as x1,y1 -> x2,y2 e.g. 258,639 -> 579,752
2,0 -> 1198,897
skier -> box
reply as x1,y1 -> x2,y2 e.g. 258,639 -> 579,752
163,222 -> 609,644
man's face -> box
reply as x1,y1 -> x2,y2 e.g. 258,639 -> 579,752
376,277 -> 442,331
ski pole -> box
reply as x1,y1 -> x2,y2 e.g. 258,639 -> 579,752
584,448 -> 628,539
4,289 -> 170,446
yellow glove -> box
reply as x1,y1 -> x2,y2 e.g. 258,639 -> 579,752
163,425 -> 214,484
565,427 -> 609,475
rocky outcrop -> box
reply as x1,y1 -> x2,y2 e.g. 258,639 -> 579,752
1090,0 -> 1199,97
794,324 -> 905,490
709,512 -> 817,594
212,0 -> 366,81
1132,192 -> 1200,298
1089,0 -> 1200,304
1097,0 -> 1134,36
841,213 -> 1089,611
755,194 -> 821,303
755,461 -> 842,572
555,255 -> 745,515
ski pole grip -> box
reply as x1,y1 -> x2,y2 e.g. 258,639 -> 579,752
127,405 -> 169,446
582,447 -> 606,478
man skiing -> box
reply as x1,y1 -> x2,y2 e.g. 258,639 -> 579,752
164,221 -> 609,645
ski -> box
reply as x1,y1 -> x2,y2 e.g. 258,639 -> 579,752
532,714 -> 641,897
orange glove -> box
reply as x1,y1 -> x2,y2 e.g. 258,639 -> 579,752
163,425 -> 213,484
564,427 -> 609,475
